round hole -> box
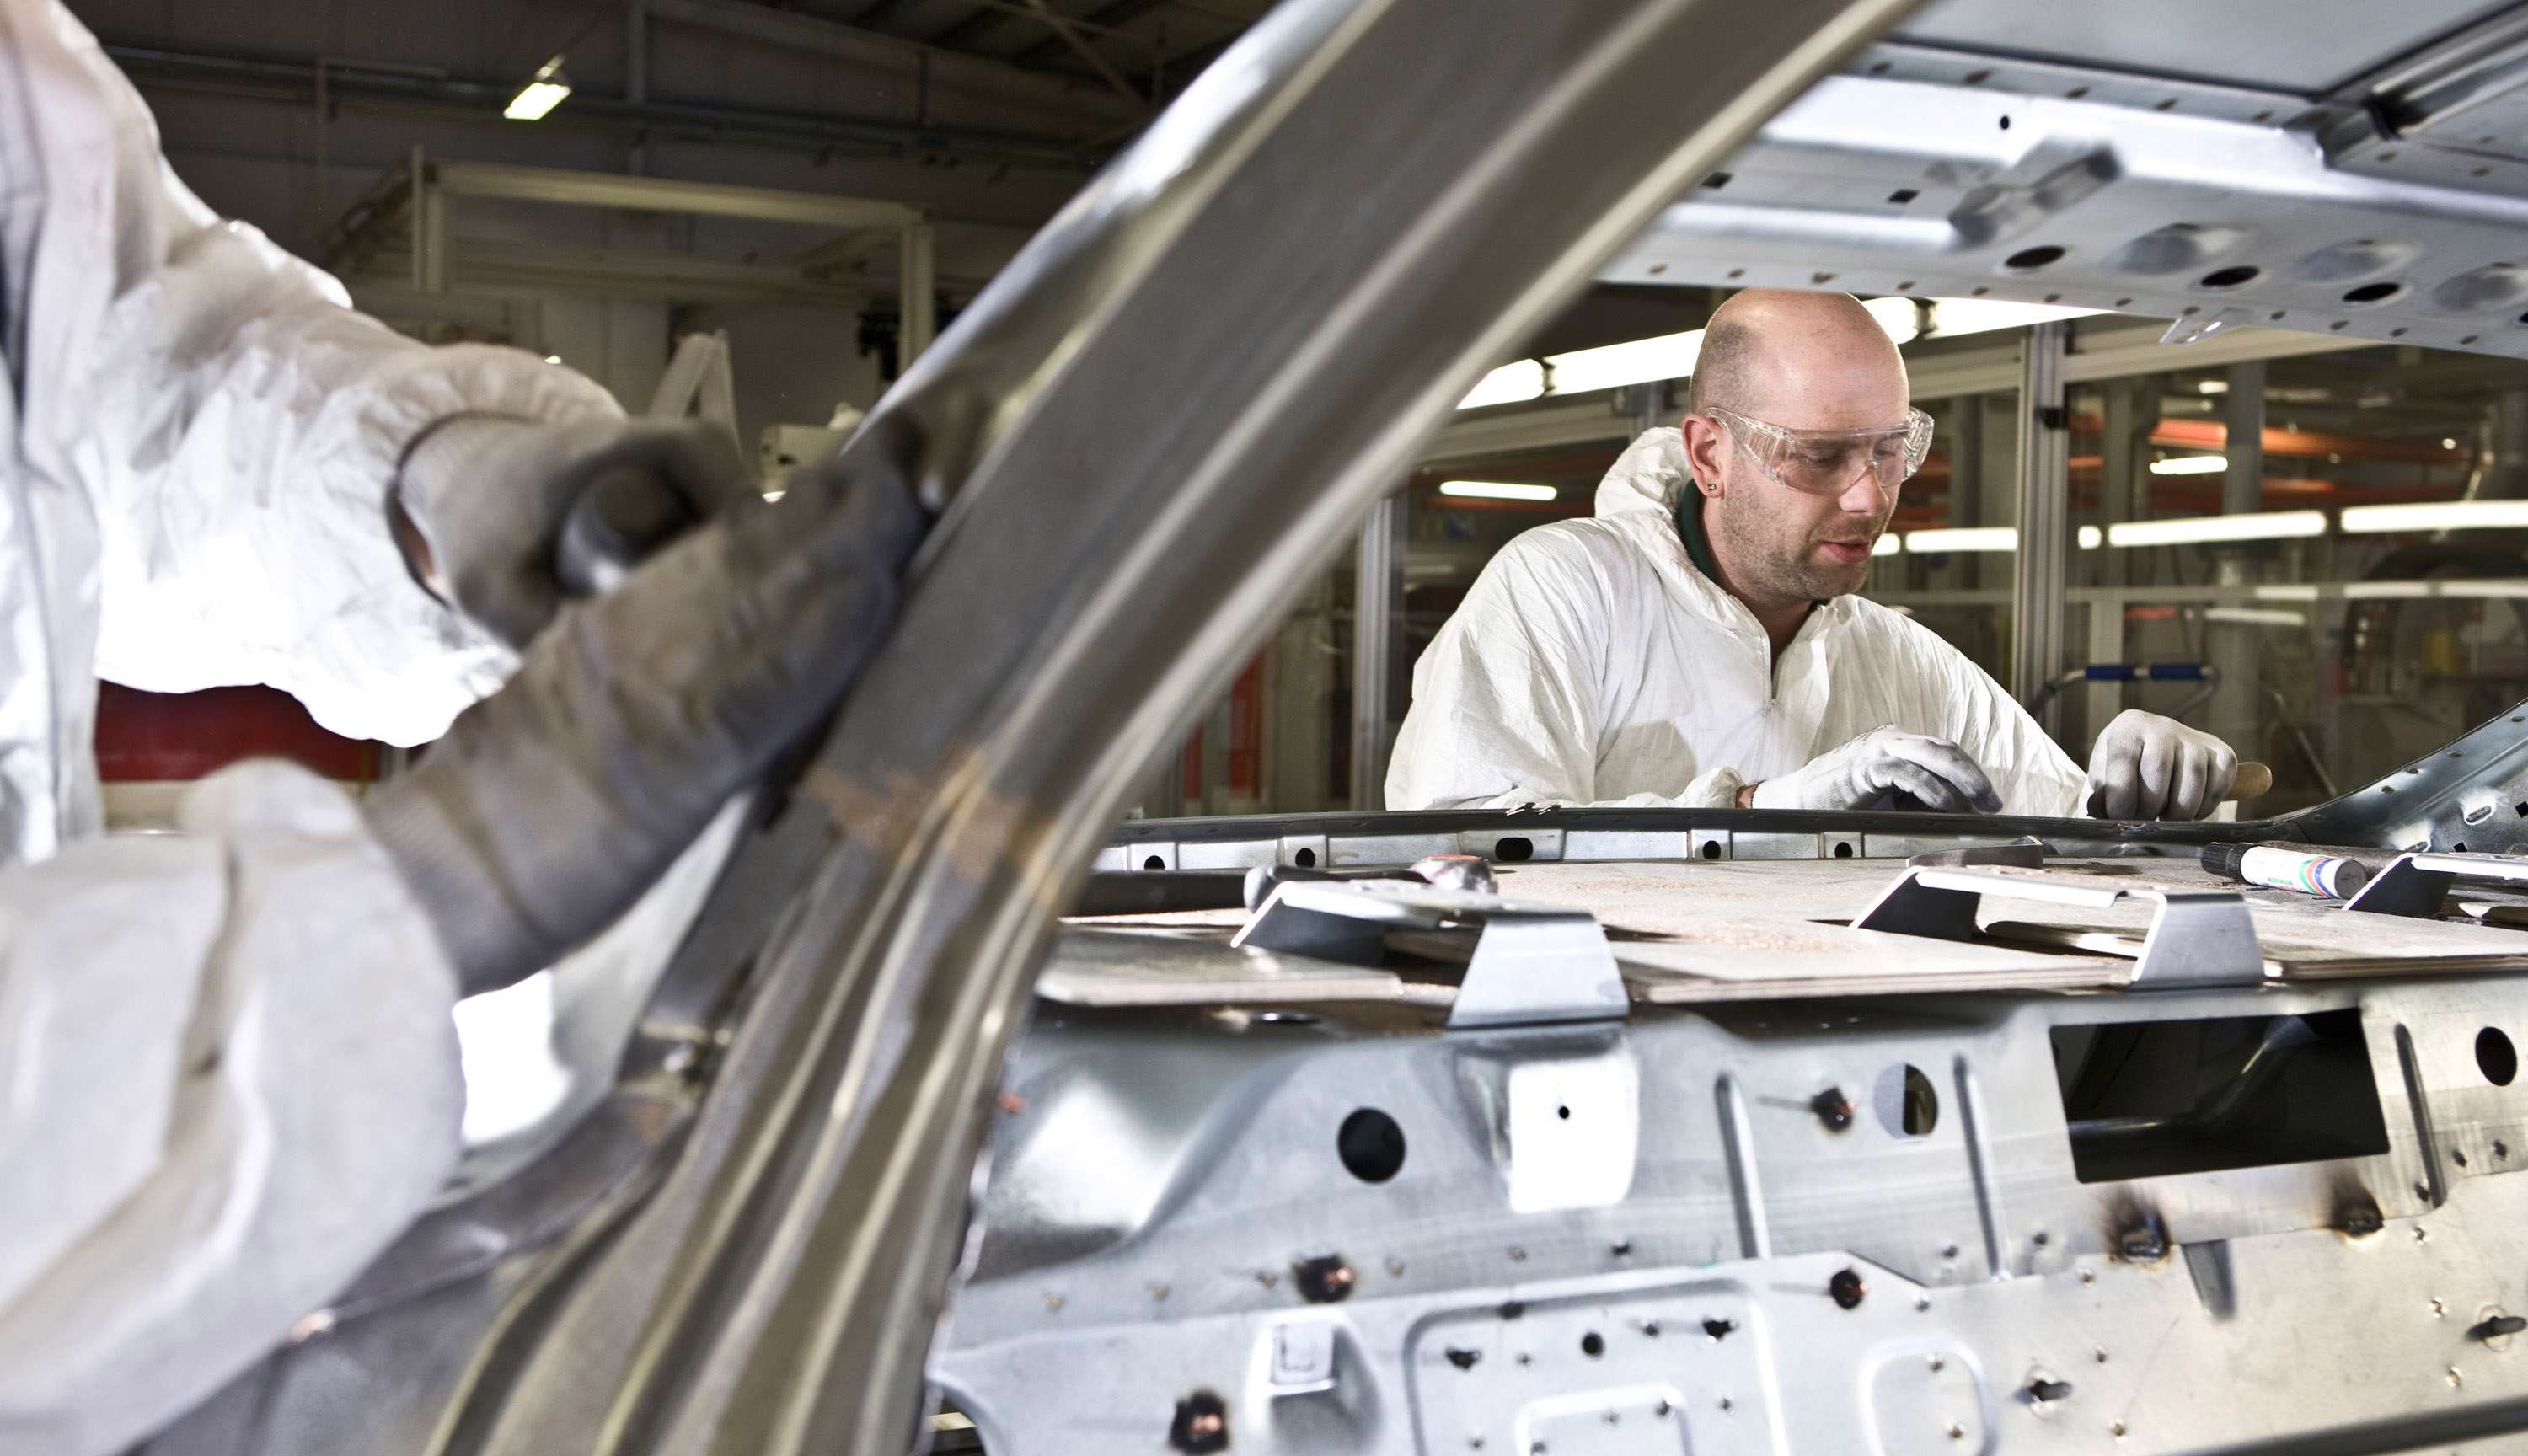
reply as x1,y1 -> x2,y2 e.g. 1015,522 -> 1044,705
1143,854 -> 1166,870
1494,836 -> 1534,862
2343,281 -> 2402,304
2004,244 -> 2065,270
1999,114 -> 2011,131
1834,840 -> 1856,859
2198,265 -> 2260,289
1294,846 -> 1317,868
2479,1028 -> 2518,1087
1874,1063 -> 1941,1139
1556,1104 -> 1572,1121
1701,840 -> 1722,860
1580,1331 -> 1605,1357
1337,1107 -> 1407,1183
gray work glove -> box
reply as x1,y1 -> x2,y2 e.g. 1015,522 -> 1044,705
1751,725 -> 2003,814
391,414 -> 756,648
364,419 -> 928,995
2085,709 -> 2237,821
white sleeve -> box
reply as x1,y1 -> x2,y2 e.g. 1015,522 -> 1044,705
32,6 -> 624,745
0,762 -> 462,1456
1910,626 -> 2087,817
1387,532 -> 1651,810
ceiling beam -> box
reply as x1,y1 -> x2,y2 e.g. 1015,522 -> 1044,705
1007,0 -> 1176,71
647,0 -> 1143,126
104,39 -> 1111,173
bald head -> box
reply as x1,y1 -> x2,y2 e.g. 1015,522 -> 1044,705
1685,291 -> 1909,429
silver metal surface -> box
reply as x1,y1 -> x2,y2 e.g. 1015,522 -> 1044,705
2009,319 -> 2068,718
1600,43 -> 2528,360
1893,0 -> 2514,93
1351,492 -> 1404,811
1449,911 -> 1627,1030
1856,866 -> 2265,987
935,968 -> 2509,1453
2349,849 -> 2528,917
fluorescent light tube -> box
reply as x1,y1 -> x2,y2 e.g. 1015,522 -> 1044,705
2203,607 -> 2306,628
1459,358 -> 1545,410
2149,454 -> 2227,475
2079,525 -> 2102,549
1438,480 -> 1556,501
1544,329 -> 1705,396
2341,500 -> 2528,533
2107,511 -> 2327,547
1861,297 -> 1920,345
1920,300 -> 2102,339
1872,533 -> 1901,556
506,56 -> 572,120
1904,527 -> 2017,553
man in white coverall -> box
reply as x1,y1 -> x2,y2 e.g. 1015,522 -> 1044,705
1389,289 -> 2235,819
0,6 -> 926,1453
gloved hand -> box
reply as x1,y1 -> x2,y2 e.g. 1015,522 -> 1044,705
2085,709 -> 2237,821
390,413 -> 757,649
363,417 -> 929,995
1750,725 -> 2003,813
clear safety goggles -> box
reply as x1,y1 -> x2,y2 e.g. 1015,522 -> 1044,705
1706,404 -> 1936,496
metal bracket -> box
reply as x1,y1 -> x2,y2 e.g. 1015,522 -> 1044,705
1233,881 -> 1626,1027
1853,867 -> 2264,988
2344,850 -> 2528,917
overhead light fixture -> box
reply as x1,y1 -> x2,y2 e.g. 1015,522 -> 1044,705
2341,500 -> 2528,533
1904,526 -> 2017,553
2150,454 -> 2228,475
1459,358 -> 1547,410
2079,525 -> 2102,549
1861,297 -> 1920,345
1872,533 -> 1901,556
1438,480 -> 1556,501
505,55 -> 572,120
1544,329 -> 1706,397
1454,297 -> 2098,413
2204,607 -> 2306,628
2196,379 -> 2231,395
1919,299 -> 2102,339
2107,511 -> 2327,548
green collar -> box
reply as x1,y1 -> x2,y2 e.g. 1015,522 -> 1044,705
1673,483 -> 1726,583
1674,484 -> 1831,610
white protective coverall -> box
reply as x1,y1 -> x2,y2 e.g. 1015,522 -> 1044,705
0,4 -> 624,1452
1388,427 -> 2086,816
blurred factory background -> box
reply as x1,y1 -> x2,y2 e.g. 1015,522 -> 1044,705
76,0 -> 2528,825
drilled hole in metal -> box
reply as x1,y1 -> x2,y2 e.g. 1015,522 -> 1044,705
2481,1028 -> 2518,1087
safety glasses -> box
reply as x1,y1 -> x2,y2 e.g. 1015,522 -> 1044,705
1706,404 -> 1936,497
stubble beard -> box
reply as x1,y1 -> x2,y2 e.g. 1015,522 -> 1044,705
1717,490 -> 1886,605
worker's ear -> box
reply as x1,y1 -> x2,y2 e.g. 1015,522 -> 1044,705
1679,413 -> 1729,496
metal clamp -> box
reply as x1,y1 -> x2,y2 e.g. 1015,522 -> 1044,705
1853,866 -> 2264,988
1233,881 -> 1626,1027
2344,850 -> 2528,918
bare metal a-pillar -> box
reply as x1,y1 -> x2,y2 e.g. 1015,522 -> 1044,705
1351,493 -> 1406,809
2011,322 -> 2070,733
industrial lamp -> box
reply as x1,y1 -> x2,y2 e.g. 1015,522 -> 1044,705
505,56 -> 572,120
